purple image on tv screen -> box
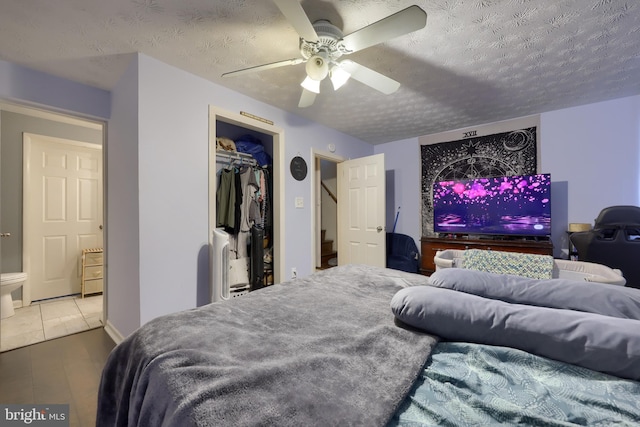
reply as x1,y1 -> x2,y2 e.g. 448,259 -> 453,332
433,174 -> 551,236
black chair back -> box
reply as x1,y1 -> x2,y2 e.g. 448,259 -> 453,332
570,206 -> 640,288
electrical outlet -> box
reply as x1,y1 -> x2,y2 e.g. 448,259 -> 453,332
291,267 -> 297,279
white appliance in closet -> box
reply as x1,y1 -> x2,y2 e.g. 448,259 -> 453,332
211,227 -> 252,302
211,228 -> 230,302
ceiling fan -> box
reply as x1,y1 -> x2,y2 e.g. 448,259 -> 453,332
222,1 -> 427,108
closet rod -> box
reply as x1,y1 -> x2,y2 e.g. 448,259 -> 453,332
215,150 -> 257,166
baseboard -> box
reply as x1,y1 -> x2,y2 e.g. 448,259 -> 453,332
104,320 -> 125,345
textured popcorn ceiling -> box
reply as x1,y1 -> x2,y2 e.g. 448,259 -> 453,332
1,0 -> 639,144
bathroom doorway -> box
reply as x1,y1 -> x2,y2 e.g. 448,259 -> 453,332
23,133 -> 103,303
0,103 -> 106,352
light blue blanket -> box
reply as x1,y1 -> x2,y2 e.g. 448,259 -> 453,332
390,342 -> 640,426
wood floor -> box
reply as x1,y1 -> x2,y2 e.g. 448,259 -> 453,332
0,328 -> 115,427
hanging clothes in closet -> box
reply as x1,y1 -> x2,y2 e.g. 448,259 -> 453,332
216,146 -> 272,292
216,166 -> 241,234
216,164 -> 266,253
235,165 -> 261,259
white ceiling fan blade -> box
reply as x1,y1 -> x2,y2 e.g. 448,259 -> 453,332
272,0 -> 319,42
222,58 -> 304,78
341,61 -> 400,95
341,5 -> 427,53
298,89 -> 317,108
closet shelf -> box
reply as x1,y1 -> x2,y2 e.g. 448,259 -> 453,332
216,150 -> 257,165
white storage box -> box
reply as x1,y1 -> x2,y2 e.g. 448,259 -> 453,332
434,249 -> 626,286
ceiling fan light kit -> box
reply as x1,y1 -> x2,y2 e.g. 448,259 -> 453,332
330,65 -> 351,91
298,89 -> 317,108
223,1 -> 427,108
305,53 -> 329,81
300,76 -> 321,93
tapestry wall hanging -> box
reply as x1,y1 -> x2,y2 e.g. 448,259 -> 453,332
421,126 -> 538,236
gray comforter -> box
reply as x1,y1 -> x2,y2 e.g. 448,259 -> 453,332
97,264 -> 437,427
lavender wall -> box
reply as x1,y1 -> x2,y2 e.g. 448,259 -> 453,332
376,95 -> 640,259
540,95 -> 640,257
4,54 -> 639,338
107,58 -> 141,337
129,54 -> 373,328
374,137 -> 421,249
0,59 -> 109,119
1,54 -> 372,338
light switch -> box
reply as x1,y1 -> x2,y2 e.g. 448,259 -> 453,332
295,197 -> 304,208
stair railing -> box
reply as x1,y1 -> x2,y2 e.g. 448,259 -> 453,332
321,181 -> 337,203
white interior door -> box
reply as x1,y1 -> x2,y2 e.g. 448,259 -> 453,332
337,153 -> 386,267
24,133 -> 103,302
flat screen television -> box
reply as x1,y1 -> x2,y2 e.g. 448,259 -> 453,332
433,173 -> 551,237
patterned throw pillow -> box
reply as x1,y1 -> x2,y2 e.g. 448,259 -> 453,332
462,249 -> 554,279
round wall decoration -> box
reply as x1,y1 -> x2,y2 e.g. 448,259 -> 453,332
290,156 -> 308,181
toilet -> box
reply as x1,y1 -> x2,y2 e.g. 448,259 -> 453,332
1,272 -> 27,319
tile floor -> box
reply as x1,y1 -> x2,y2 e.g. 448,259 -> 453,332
0,295 -> 103,352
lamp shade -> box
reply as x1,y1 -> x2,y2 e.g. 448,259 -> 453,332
569,223 -> 592,232
305,54 -> 329,81
300,76 -> 320,93
330,65 -> 351,90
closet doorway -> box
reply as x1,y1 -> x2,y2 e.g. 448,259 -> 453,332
208,107 -> 284,291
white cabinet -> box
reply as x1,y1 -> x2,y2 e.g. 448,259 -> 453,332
81,248 -> 103,298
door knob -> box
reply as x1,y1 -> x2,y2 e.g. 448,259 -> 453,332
377,226 -> 383,233
0,232 -> 10,237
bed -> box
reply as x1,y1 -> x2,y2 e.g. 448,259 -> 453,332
97,263 -> 640,426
